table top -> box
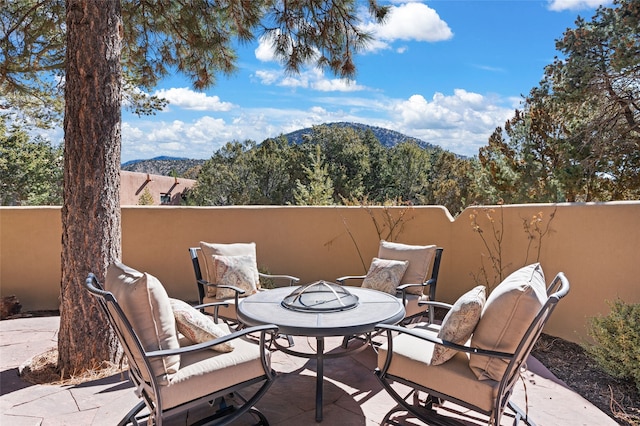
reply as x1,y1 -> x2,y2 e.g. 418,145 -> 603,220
237,285 -> 405,337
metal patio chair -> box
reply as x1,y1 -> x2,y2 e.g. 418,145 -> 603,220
374,265 -> 570,426
86,262 -> 278,425
336,241 -> 444,325
189,243 -> 300,326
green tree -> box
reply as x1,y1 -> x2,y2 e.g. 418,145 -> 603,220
293,145 -> 334,205
306,124 -> 371,200
478,0 -> 639,203
387,140 -> 432,204
0,118 -> 63,205
1,0 -> 388,376
137,187 -> 154,205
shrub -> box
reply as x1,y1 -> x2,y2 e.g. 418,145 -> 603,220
585,299 -> 640,392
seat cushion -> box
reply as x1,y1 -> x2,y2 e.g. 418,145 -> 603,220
199,242 -> 259,297
170,298 -> 234,352
470,263 -> 547,381
377,241 -> 436,295
378,323 -> 499,413
431,285 -> 486,365
159,323 -> 270,410
212,254 -> 260,299
105,262 -> 180,385
362,258 -> 409,294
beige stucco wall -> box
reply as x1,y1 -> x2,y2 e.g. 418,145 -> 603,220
1,202 -> 639,343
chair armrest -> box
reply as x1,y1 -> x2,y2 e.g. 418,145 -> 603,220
193,301 -> 230,310
146,324 -> 279,357
335,275 -> 366,284
259,272 -> 300,286
417,300 -> 453,310
198,278 -> 246,296
374,323 -> 513,360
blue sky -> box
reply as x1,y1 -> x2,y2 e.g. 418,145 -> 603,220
118,0 -> 612,163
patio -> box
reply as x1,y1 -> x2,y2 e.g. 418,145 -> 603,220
0,315 -> 617,425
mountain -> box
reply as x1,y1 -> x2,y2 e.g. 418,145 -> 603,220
121,156 -> 205,177
121,122 -> 445,176
280,122 -> 440,151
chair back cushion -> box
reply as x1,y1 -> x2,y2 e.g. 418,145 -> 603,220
362,258 -> 409,294
199,242 -> 259,297
105,262 -> 180,385
169,298 -> 234,352
377,241 -> 436,295
469,263 -> 547,381
431,285 -> 486,365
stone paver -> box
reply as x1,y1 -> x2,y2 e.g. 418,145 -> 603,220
0,316 -> 617,425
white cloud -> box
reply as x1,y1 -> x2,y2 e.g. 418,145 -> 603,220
252,67 -> 368,93
255,35 -> 278,62
390,89 -> 514,155
120,87 -> 515,162
547,0 -> 612,11
153,87 -> 234,111
363,2 -> 453,51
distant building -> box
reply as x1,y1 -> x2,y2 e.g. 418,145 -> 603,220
120,171 -> 196,205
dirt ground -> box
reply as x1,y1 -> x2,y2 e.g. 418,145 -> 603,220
531,333 -> 640,426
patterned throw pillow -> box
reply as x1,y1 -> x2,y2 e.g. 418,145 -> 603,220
362,258 -> 410,294
431,285 -> 486,365
199,242 -> 259,298
377,241 -> 436,295
212,254 -> 260,299
169,298 -> 234,352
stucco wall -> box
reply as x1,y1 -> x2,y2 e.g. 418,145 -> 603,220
1,202 -> 639,343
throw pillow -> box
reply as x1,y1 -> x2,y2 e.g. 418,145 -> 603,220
469,263 -> 547,381
431,285 -> 486,365
104,262 -> 180,385
199,242 -> 260,297
212,254 -> 260,299
377,241 -> 436,295
362,258 -> 409,294
169,298 -> 234,352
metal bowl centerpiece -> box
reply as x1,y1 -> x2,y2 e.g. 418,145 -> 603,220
281,280 -> 359,313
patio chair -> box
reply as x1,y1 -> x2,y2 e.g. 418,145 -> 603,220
336,241 -> 443,325
85,262 -> 278,426
374,263 -> 570,426
189,242 -> 300,325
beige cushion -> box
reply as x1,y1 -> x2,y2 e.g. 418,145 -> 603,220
199,242 -> 259,297
470,263 -> 547,381
105,262 -> 180,385
377,241 -> 436,295
212,254 -> 260,299
378,323 -> 500,413
431,285 -> 486,365
151,323 -> 270,410
362,258 -> 409,294
169,298 -> 234,352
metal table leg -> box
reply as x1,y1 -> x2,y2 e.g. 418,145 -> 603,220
316,336 -> 324,422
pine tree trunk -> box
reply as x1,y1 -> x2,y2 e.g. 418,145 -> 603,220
59,0 -> 123,377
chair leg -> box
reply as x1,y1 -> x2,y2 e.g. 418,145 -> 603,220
507,400 -> 537,426
117,400 -> 146,426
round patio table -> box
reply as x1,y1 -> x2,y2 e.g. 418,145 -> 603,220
237,283 -> 405,422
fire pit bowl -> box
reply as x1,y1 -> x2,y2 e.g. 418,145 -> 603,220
281,280 -> 359,313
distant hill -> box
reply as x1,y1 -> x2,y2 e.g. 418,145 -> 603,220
121,156 -> 205,176
281,122 -> 440,151
121,123 -> 445,176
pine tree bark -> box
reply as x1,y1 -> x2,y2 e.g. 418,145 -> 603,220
59,0 -> 123,376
